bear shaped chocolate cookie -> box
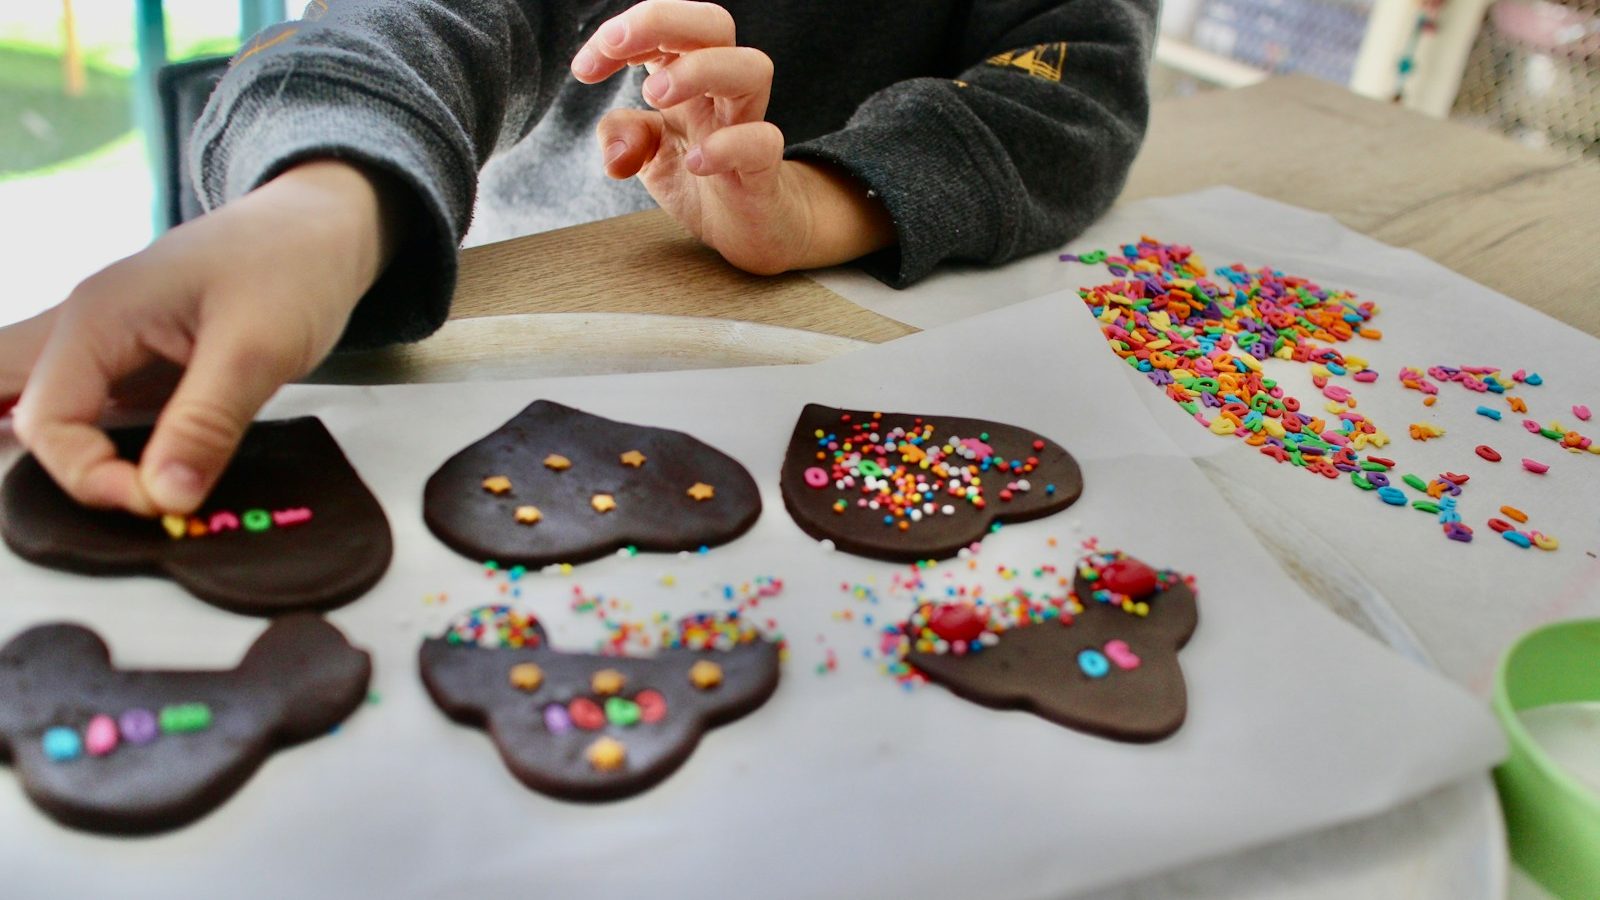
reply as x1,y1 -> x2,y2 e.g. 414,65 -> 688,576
902,550 -> 1198,742
0,614 -> 372,833
0,417 -> 392,615
780,404 -> 1083,562
423,401 -> 762,567
419,606 -> 780,801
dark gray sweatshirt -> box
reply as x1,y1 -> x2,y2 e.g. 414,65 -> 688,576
193,0 -> 1157,347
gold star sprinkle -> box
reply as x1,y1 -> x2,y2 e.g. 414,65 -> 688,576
508,663 -> 544,692
619,450 -> 647,468
686,482 -> 715,502
590,669 -> 626,696
482,475 -> 513,495
161,515 -> 188,540
591,493 -> 617,513
514,506 -> 542,525
688,659 -> 724,690
586,736 -> 627,772
543,454 -> 572,471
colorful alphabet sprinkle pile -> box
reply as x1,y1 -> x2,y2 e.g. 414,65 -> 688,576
1065,239 -> 1588,553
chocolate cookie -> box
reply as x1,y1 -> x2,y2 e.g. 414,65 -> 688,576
0,614 -> 372,833
903,551 -> 1198,742
0,417 -> 392,615
423,401 -> 762,566
419,606 -> 780,801
780,404 -> 1083,561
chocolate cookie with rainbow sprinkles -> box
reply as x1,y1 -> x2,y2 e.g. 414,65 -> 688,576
419,606 -> 781,802
423,401 -> 762,567
900,550 -> 1198,742
0,614 -> 371,833
0,417 -> 392,615
780,404 -> 1083,561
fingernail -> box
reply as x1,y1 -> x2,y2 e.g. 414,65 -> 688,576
642,71 -> 671,104
599,20 -> 627,48
571,49 -> 598,78
604,140 -> 628,165
148,461 -> 206,513
684,146 -> 704,174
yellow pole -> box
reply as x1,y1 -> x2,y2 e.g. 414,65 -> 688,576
62,0 -> 87,97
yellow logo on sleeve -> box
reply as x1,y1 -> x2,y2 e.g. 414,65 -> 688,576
986,42 -> 1069,82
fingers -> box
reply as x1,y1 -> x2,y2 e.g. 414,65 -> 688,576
642,46 -> 772,122
14,295 -> 158,514
685,121 -> 785,177
595,109 -> 666,179
571,0 -> 735,83
137,320 -> 301,514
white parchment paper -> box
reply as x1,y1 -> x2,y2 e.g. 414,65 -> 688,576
814,187 -> 1600,689
0,291 -> 1503,899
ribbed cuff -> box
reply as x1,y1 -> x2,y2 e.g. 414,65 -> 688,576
192,58 -> 473,349
786,78 -> 1021,288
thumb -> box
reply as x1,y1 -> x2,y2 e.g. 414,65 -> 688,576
137,322 -> 304,513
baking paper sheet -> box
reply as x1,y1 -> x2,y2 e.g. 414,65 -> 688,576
0,292 -> 1502,899
814,187 -> 1600,688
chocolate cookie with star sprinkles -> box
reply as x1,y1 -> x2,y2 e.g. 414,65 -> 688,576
902,550 -> 1198,742
419,606 -> 781,801
780,404 -> 1083,561
423,401 -> 762,567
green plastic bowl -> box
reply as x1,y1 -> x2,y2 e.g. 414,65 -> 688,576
1492,618 -> 1600,899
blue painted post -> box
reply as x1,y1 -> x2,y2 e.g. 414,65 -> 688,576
240,0 -> 289,41
134,0 -> 169,234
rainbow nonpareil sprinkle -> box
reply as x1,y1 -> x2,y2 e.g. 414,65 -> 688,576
443,605 -> 543,648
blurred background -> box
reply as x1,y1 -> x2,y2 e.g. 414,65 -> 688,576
1,0 -> 1596,328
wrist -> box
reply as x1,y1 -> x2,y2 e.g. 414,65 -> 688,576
250,159 -> 417,307
790,160 -> 896,269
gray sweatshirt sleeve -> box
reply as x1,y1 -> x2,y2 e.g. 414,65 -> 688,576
788,0 -> 1157,287
191,0 -> 575,348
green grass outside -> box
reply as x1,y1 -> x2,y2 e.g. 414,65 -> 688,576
0,33 -> 238,179
0,45 -> 131,177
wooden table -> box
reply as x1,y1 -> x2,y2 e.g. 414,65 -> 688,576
452,75 -> 1600,342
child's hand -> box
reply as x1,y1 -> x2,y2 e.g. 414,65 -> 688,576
0,160 -> 402,517
571,0 -> 893,274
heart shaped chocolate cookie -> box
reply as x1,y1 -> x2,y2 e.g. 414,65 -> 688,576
781,404 -> 1083,561
1,417 -> 392,615
903,550 -> 1198,742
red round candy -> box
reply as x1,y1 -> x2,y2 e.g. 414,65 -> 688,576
569,697 -> 606,730
928,604 -> 987,643
636,690 -> 668,723
1099,558 -> 1159,598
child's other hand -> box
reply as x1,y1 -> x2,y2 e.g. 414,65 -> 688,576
0,160 -> 401,517
572,0 -> 893,274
